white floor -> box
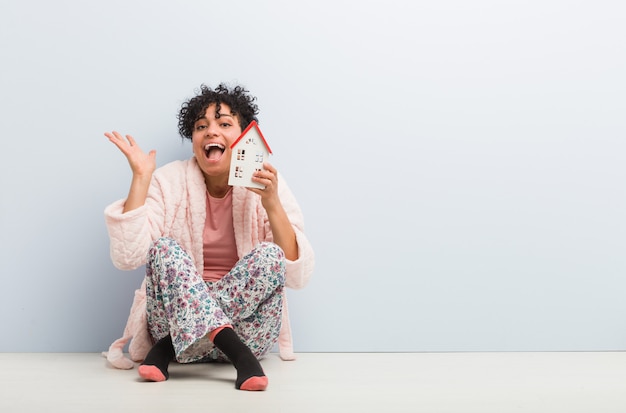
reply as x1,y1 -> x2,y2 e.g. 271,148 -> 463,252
2,352 -> 626,412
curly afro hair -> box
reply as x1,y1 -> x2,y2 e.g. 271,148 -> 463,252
177,83 -> 259,140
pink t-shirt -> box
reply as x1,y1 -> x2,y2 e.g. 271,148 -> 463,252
202,188 -> 239,282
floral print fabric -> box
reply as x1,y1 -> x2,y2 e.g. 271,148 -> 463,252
145,237 -> 285,363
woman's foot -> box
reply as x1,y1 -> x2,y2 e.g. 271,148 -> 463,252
138,335 -> 175,382
212,327 -> 268,391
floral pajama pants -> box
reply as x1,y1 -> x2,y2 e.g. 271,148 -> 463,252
145,237 -> 286,364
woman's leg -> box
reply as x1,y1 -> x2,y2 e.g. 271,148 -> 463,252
208,242 -> 286,390
141,237 -> 231,380
209,241 -> 285,336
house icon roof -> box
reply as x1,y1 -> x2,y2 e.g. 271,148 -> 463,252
229,120 -> 273,154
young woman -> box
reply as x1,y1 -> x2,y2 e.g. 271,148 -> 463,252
104,84 -> 314,391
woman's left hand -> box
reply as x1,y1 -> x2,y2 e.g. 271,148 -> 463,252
249,162 -> 281,210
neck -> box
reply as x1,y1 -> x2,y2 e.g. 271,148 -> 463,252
204,175 -> 231,198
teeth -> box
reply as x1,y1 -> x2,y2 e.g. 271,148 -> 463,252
204,143 -> 225,151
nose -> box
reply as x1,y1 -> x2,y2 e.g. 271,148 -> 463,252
206,122 -> 220,136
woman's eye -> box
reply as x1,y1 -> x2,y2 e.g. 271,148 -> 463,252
196,125 -> 206,130
221,123 -> 231,128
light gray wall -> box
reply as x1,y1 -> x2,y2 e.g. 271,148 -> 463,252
1,0 -> 625,352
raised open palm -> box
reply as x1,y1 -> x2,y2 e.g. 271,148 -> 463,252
105,131 -> 157,177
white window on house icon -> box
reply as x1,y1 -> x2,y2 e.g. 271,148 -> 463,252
255,152 -> 264,163
235,166 -> 244,178
237,149 -> 245,161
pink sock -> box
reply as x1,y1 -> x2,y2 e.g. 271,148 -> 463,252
138,365 -> 167,382
239,376 -> 269,391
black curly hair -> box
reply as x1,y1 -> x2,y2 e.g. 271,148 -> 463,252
177,83 -> 259,140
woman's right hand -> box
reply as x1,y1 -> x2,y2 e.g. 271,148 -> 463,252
104,131 -> 157,178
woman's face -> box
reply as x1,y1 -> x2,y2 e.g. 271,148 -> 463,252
192,103 -> 242,181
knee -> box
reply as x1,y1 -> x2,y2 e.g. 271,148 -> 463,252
258,242 -> 284,257
146,237 -> 191,271
255,242 -> 286,285
148,237 -> 183,258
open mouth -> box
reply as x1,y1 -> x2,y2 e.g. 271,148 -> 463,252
204,143 -> 225,161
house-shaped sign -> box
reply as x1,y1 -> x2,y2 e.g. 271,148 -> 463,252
228,120 -> 273,189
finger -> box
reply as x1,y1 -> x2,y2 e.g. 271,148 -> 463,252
105,131 -> 125,145
262,162 -> 276,174
105,132 -> 125,150
105,131 -> 136,155
260,177 -> 274,189
126,135 -> 137,146
104,131 -> 121,141
251,172 -> 270,187
255,171 -> 274,184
